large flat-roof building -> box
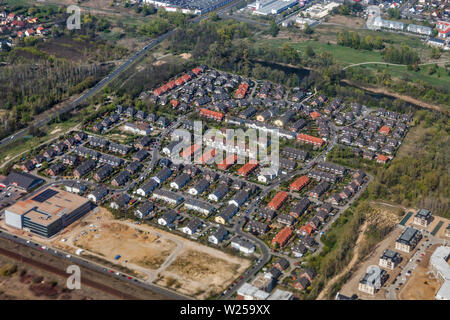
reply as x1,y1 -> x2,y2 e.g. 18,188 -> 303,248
1,171 -> 44,191
5,187 -> 93,238
413,209 -> 432,227
430,246 -> 450,300
143,0 -> 234,15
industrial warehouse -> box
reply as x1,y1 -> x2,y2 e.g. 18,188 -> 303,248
4,187 -> 94,238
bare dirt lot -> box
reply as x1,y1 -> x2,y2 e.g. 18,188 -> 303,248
157,248 -> 250,299
326,15 -> 366,29
48,207 -> 251,299
338,227 -> 405,300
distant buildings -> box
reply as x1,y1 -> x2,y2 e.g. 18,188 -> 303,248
248,0 -> 298,16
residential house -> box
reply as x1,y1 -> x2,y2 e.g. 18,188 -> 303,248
395,227 -> 422,253
93,164 -> 113,182
181,218 -> 203,235
152,189 -> 183,205
111,171 -> 130,187
208,227 -> 228,245
135,201 -> 155,219
136,179 -> 159,197
247,220 -> 270,235
215,204 -> 238,225
272,227 -> 293,247
87,186 -> 108,203
308,182 -> 329,198
379,249 -> 401,270
413,209 -> 432,227
158,210 -> 178,227
231,237 -> 255,254
110,193 -> 131,210
170,173 -> 190,190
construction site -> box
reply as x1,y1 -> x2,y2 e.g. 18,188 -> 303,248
48,207 -> 251,299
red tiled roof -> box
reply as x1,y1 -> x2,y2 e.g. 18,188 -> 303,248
272,227 -> 293,247
290,175 -> 310,191
310,111 -> 321,120
267,191 -> 288,210
181,144 -> 201,158
297,133 -> 324,146
376,154 -> 389,162
379,126 -> 391,135
300,224 -> 314,236
217,154 -> 237,170
236,161 -> 258,177
200,108 -> 224,121
197,149 -> 216,164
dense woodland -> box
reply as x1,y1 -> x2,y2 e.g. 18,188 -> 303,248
0,10 -> 128,140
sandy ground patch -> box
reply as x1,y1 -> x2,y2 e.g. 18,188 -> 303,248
326,15 -> 366,28
50,128 -> 62,135
153,60 -> 166,66
179,53 -> 192,60
398,245 -> 442,300
49,208 -> 178,281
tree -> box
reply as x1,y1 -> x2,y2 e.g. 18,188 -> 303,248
431,46 -> 441,59
269,20 -> 279,37
305,45 -> 315,57
304,23 -> 313,34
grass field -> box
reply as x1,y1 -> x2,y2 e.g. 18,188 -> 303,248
262,38 -> 384,66
0,119 -> 79,165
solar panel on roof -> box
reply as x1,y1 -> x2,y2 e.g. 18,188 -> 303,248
32,189 -> 59,203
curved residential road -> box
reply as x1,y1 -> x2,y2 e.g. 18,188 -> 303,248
222,216 -> 271,300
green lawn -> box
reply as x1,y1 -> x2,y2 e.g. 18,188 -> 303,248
355,63 -> 450,90
0,119 -> 79,164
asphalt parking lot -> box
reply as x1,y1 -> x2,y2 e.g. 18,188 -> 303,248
0,186 -> 25,209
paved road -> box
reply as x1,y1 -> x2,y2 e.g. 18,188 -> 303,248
222,216 -> 271,299
385,230 -> 445,300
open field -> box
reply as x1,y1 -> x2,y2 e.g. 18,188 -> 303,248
48,207 -> 251,299
0,119 -> 81,166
